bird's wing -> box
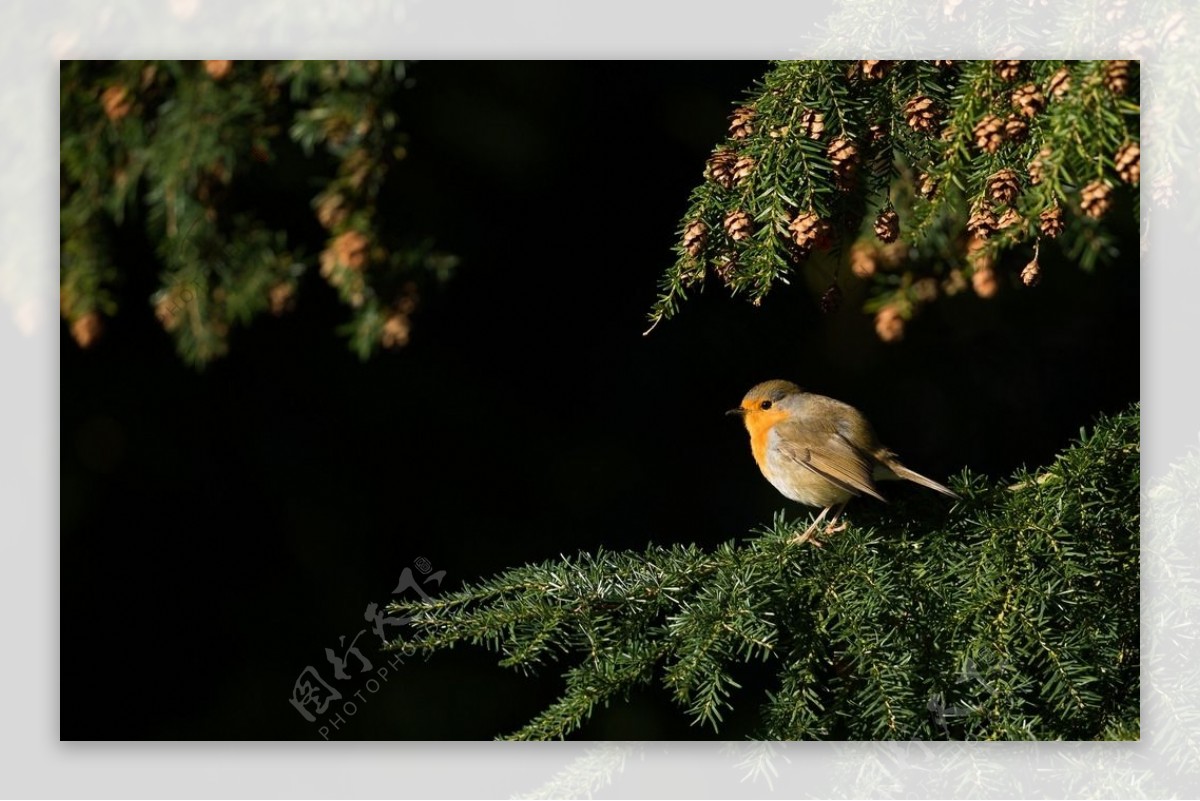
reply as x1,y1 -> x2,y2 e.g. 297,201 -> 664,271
772,420 -> 887,502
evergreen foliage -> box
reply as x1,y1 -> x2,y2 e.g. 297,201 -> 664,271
648,60 -> 1139,340
386,405 -> 1139,741
60,60 -> 456,365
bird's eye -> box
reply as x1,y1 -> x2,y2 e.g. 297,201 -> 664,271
760,400 -> 773,410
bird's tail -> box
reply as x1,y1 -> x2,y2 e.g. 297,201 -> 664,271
874,456 -> 959,499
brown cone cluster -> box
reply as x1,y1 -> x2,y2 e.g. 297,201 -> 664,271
799,109 -> 825,139
850,242 -> 877,278
997,208 -> 1022,231
204,60 -> 233,80
874,209 -> 900,243
707,150 -> 737,190
268,282 -> 295,315
1004,115 -> 1029,142
994,60 -> 1024,81
1081,181 -> 1113,218
101,85 -> 133,122
1020,258 -> 1041,287
858,60 -> 891,80
381,313 -> 411,348
973,114 -> 1006,154
1011,83 -> 1045,118
967,206 -> 998,239
724,210 -> 753,241
971,265 -> 999,298
682,220 -> 707,257
1029,147 -> 1052,185
1047,66 -> 1071,98
828,137 -> 859,190
729,106 -> 756,139
71,312 -> 104,348
789,211 -> 832,252
904,95 -> 939,134
874,305 -> 905,342
1039,205 -> 1065,237
1104,60 -> 1133,95
732,155 -> 755,185
1115,141 -> 1140,184
987,169 -> 1021,205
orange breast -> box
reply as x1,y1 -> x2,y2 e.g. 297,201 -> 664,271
743,408 -> 789,476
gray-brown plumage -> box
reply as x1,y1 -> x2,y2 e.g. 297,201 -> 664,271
729,379 -> 957,544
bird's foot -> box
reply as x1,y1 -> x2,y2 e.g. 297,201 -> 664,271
824,520 -> 847,535
790,520 -> 826,548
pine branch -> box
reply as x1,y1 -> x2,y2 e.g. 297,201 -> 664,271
648,60 -> 1139,340
59,60 -> 456,366
385,404 -> 1140,740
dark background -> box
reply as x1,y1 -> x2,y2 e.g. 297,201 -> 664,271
60,61 -> 1139,740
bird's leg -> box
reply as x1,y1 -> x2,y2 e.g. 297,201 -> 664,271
824,502 -> 848,535
791,506 -> 832,547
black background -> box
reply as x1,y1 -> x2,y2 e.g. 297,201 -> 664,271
60,61 -> 1138,740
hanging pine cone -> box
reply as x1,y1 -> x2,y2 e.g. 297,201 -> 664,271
850,242 -> 878,278
973,114 -> 1005,154
918,172 -> 938,198
934,59 -> 955,68
874,306 -> 905,343
101,85 -> 133,122
820,283 -> 843,313
729,106 -> 756,139
987,169 -> 1022,205
859,60 -> 891,80
874,209 -> 900,243
1020,258 -> 1041,287
713,256 -> 738,285
1114,141 -> 1140,184
1080,180 -> 1113,218
904,95 -> 939,134
994,60 -> 1024,81
268,282 -> 295,315
789,211 -> 832,252
967,206 -> 998,239
1047,66 -> 1071,98
381,312 -> 411,349
997,208 -> 1023,231
732,155 -> 755,185
1011,83 -> 1045,118
682,220 -> 708,257
204,60 -> 233,80
1004,115 -> 1029,142
879,241 -> 907,270
799,109 -> 825,139
724,210 -> 754,241
706,150 -> 737,189
827,137 -> 859,190
1039,205 -> 1065,237
1104,60 -> 1133,95
1028,147 -> 1052,185
971,265 -> 999,298
70,311 -> 104,348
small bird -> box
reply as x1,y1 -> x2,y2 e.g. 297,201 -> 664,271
728,379 -> 958,545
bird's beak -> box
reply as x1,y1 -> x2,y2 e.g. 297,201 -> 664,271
726,407 -> 746,417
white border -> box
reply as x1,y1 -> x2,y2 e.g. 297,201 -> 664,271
6,1 -> 1195,797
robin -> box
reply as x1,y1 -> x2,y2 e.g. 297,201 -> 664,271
728,379 -> 958,545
